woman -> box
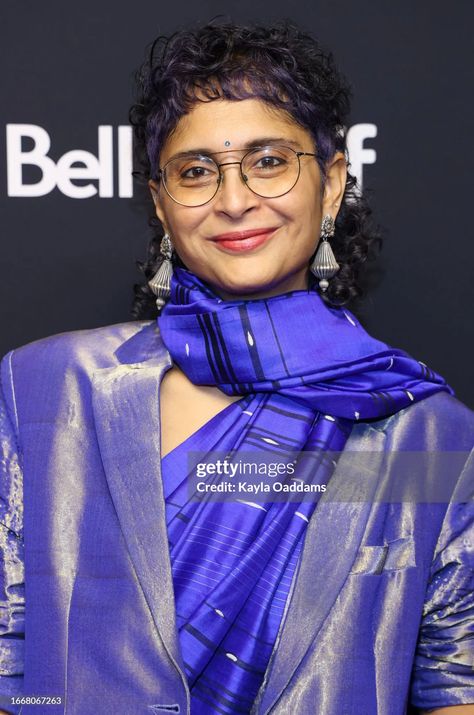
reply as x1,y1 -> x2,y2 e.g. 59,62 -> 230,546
0,19 -> 473,715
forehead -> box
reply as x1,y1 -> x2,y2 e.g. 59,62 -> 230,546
160,98 -> 312,161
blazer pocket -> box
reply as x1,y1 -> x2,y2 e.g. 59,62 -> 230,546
349,537 -> 416,575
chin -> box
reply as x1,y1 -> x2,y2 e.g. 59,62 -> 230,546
212,276 -> 294,301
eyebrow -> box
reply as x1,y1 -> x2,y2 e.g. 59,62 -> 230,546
165,137 -> 303,162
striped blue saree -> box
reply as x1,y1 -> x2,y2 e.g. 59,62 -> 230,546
158,267 -> 453,714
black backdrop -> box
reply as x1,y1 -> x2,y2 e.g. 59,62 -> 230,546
2,0 -> 473,407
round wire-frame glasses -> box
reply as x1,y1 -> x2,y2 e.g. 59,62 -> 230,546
157,144 -> 318,207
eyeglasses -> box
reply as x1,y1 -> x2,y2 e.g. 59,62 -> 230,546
157,144 -> 317,207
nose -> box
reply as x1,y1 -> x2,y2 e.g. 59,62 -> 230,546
213,162 -> 259,217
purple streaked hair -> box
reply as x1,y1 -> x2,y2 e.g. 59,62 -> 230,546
129,19 -> 382,317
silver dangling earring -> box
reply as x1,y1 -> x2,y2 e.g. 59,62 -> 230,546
310,215 -> 340,292
148,233 -> 174,311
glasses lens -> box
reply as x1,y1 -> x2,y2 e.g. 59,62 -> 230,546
242,146 -> 299,198
163,155 -> 220,206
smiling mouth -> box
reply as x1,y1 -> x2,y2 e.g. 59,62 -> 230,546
210,227 -> 279,241
210,227 -> 279,252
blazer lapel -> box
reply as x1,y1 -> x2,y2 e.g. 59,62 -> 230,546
256,425 -> 386,714
90,321 -> 388,709
91,324 -> 183,669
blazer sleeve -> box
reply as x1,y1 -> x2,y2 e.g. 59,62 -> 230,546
410,448 -> 474,710
0,356 -> 25,701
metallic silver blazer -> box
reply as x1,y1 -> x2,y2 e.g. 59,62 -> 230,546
0,320 -> 473,714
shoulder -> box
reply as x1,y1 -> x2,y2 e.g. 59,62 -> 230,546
0,321 -> 162,415
370,391 -> 474,451
344,393 -> 474,515
3,320 -> 154,376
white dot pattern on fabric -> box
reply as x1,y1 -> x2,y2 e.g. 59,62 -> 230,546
185,343 -> 190,356
236,500 -> 267,512
261,437 -> 279,445
324,415 -> 336,422
226,653 -> 238,662
354,411 -> 360,420
294,511 -> 309,523
214,608 -> 225,618
406,391 -> 415,401
386,358 -> 393,370
247,331 -> 254,346
243,410 -> 253,416
343,311 -> 357,326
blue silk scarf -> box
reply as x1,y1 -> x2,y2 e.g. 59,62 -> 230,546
158,267 -> 453,714
159,268 -> 452,420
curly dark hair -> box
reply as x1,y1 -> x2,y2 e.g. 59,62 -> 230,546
129,18 -> 382,318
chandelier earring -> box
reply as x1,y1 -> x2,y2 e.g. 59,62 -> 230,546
310,215 -> 340,292
148,233 -> 174,311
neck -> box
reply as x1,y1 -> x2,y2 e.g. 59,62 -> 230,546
211,268 -> 312,302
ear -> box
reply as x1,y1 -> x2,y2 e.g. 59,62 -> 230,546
148,179 -> 168,229
321,151 -> 347,217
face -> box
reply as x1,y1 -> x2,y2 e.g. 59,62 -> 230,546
149,98 -> 346,300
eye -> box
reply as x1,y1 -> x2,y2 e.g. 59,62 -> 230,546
164,155 -> 219,187
181,165 -> 213,179
244,146 -> 293,175
255,155 -> 285,169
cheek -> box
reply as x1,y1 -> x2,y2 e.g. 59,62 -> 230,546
164,209 -> 213,269
164,206 -> 205,243
277,184 -> 322,225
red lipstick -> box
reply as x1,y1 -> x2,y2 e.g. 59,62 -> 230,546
210,227 -> 278,253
